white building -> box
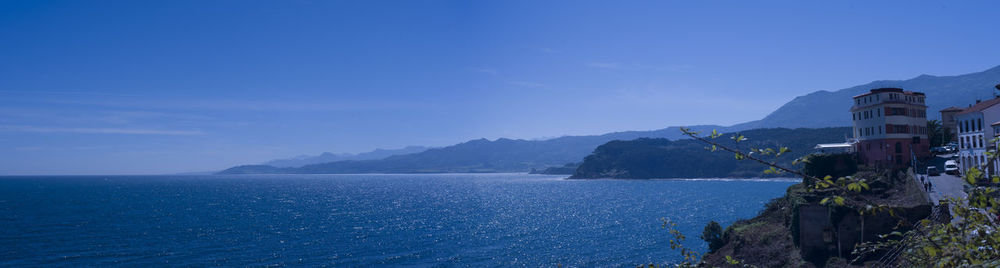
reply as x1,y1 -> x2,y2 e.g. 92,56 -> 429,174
954,98 -> 1000,175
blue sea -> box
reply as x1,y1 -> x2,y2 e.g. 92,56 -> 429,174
0,174 -> 797,266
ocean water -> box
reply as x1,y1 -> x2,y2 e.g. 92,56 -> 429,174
0,174 -> 797,266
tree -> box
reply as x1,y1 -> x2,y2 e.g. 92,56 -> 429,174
927,120 -> 951,148
700,221 -> 724,253
672,127 -> 1000,267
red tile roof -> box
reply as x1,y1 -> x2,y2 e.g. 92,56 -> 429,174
956,97 -> 1000,115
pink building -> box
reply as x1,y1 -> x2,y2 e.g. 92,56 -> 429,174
850,88 -> 929,168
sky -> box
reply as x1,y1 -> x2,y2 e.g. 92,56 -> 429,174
2,1 -> 1000,175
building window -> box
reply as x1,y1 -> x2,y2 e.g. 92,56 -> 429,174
978,119 -> 983,131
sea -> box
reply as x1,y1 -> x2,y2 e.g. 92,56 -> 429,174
0,174 -> 797,267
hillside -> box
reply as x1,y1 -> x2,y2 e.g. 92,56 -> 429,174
570,127 -> 853,179
734,65 -> 1000,129
224,65 -> 1000,175
264,146 -> 429,168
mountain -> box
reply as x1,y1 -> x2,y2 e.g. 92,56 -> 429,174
733,65 -> 1000,129
570,127 -> 853,179
264,146 -> 429,168
220,65 -> 1000,174
220,126 -> 726,174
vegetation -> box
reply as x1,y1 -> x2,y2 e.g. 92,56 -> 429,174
571,127 -> 852,179
926,120 -> 953,148
529,162 -> 580,175
699,221 -> 724,253
655,127 -> 1000,267
801,153 -> 857,186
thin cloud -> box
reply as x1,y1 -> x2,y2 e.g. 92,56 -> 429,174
537,47 -> 558,54
507,81 -> 546,88
586,62 -> 622,69
473,68 -> 499,75
0,125 -> 203,135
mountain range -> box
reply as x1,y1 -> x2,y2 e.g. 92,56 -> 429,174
220,65 -> 1000,174
263,146 -> 429,168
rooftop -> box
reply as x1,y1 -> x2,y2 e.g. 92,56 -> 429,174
940,106 -> 964,112
956,97 -> 1000,115
853,87 -> 925,98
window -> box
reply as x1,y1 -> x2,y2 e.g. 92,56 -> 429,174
895,142 -> 902,153
978,119 -> 983,131
877,109 -> 881,117
878,125 -> 882,134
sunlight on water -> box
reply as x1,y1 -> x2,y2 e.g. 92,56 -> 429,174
0,174 -> 795,266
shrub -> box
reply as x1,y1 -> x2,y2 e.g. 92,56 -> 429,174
701,221 -> 724,253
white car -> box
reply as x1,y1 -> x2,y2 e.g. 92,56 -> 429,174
944,160 -> 959,175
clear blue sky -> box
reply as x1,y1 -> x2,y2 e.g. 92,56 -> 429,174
2,1 -> 999,175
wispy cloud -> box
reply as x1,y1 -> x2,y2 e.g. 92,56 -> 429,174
537,47 -> 558,54
0,125 -> 203,135
666,64 -> 694,72
507,81 -> 546,88
473,67 -> 499,75
586,62 -> 622,69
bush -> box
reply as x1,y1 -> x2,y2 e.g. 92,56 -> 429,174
802,153 -> 857,185
701,221 -> 724,253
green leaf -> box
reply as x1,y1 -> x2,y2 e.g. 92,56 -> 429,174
834,196 -> 845,206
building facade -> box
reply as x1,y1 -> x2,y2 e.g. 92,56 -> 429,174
954,98 -> 1000,175
851,88 -> 929,168
940,106 -> 963,142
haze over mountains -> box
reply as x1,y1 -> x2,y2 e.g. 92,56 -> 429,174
264,146 -> 428,168
222,65 -> 1000,174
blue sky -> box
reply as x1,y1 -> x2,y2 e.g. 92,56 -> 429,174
2,1 -> 999,175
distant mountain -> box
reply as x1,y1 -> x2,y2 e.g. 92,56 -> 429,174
570,127 -> 853,179
733,65 -> 1000,129
220,65 -> 1000,175
264,146 -> 429,168
219,125 -> 732,174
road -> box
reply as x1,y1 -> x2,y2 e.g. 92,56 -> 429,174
924,173 -> 968,205
922,154 -> 967,205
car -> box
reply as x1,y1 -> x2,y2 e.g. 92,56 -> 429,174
931,147 -> 949,154
927,166 -> 941,176
944,160 -> 960,175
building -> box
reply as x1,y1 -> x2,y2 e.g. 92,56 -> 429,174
850,88 -> 929,168
940,106 -> 963,142
814,142 -> 855,154
954,98 -> 1000,175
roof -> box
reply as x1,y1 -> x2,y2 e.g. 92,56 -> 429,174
956,97 -> 1000,115
853,87 -> 925,98
940,106 -> 964,112
814,143 -> 853,149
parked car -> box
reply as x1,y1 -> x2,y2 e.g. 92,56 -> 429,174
927,166 -> 941,176
944,160 -> 960,175
931,147 -> 949,154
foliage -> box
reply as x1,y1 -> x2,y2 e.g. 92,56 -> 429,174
926,120 -> 953,148
801,153 -> 858,185
670,126 -> 1000,267
700,221 -> 724,253
572,127 -> 853,179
